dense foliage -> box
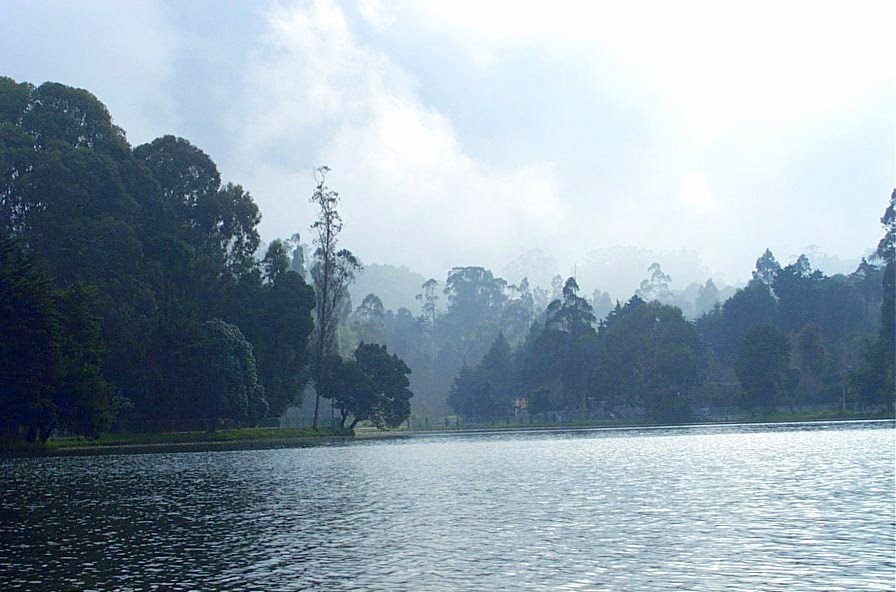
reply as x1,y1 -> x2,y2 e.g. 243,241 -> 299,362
1,76 -> 891,439
0,77 -> 318,439
366,204 -> 894,422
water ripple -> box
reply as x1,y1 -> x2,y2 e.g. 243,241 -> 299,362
1,421 -> 893,591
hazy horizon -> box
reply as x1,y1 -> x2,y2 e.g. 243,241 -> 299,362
2,0 -> 892,284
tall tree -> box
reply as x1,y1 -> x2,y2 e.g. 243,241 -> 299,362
308,166 -> 361,428
350,293 -> 388,346
636,262 -> 672,302
416,277 -> 440,328
595,297 -> 698,420
735,325 -> 794,411
447,332 -> 515,418
0,232 -> 59,440
752,249 -> 781,286
695,278 -> 720,316
187,319 -> 267,430
877,190 -> 895,368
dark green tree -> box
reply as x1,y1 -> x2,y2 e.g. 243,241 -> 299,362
447,332 -> 515,418
876,189 -> 895,397
328,343 -> 413,430
773,254 -> 823,332
0,232 -> 59,441
188,319 -> 267,430
258,268 -> 315,416
53,284 -> 117,438
595,297 -> 698,420
794,323 -> 826,395
735,325 -> 794,411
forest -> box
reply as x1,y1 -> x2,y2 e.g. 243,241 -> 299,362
1,77 -> 893,442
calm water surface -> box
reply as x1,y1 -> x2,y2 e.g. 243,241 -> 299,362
1,421 -> 894,591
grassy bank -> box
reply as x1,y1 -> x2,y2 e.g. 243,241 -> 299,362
0,426 -> 355,457
47,426 -> 344,449
409,409 -> 895,434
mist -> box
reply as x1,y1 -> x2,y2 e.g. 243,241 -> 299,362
2,2 -> 894,590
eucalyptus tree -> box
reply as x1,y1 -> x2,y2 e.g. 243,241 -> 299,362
752,248 -> 781,286
636,262 -> 672,302
350,294 -> 388,347
416,277 -> 440,328
308,166 -> 362,428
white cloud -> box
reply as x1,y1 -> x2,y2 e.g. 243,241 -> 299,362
406,0 -> 896,145
358,0 -> 395,31
0,0 -> 178,146
679,171 -> 713,212
229,0 -> 566,275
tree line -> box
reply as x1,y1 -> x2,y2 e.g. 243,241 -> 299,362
337,208 -> 894,422
1,77 -> 891,440
0,78 -> 411,442
439,204 -> 894,421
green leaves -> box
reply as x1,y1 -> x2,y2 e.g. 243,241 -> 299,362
735,325 -> 792,411
324,342 -> 413,430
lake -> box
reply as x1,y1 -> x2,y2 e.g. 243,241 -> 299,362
1,421 -> 893,591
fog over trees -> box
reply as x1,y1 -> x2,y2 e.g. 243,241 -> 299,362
1,77 -> 892,442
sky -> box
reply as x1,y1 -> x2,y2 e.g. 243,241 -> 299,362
2,0 -> 894,293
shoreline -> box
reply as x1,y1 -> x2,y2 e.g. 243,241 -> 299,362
0,427 -> 408,458
2,412 -> 891,458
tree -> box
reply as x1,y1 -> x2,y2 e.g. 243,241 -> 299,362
416,278 -> 439,328
134,136 -> 261,276
876,189 -> 895,396
0,234 -> 116,441
773,254 -> 823,332
355,342 -> 413,429
591,289 -> 614,322
752,248 -> 781,286
328,343 -> 413,430
852,257 -> 883,319
23,82 -> 130,158
595,298 -> 698,419
714,280 -> 778,363
0,232 -> 59,440
447,332 -> 515,419
350,294 -> 387,346
53,284 -> 117,438
500,278 -> 535,345
735,325 -> 794,411
288,232 -> 307,279
255,266 -> 315,416
636,262 -> 672,302
522,278 -> 599,411
695,278 -> 720,316
794,323 -> 826,395
308,166 -> 362,428
188,319 -> 267,430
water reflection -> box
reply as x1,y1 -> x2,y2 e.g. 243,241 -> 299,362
1,421 -> 893,591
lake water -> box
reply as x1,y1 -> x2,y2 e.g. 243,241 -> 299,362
1,421 -> 893,591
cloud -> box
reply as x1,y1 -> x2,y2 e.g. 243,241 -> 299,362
358,0 -> 395,31
679,172 -> 713,212
0,0 -> 178,145
405,0 -> 896,145
228,0 -> 566,275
